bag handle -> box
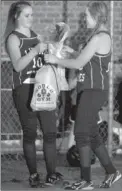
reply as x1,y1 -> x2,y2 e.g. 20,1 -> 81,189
49,64 -> 60,95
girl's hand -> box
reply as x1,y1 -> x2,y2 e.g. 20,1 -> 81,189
44,54 -> 58,64
60,45 -> 74,58
62,45 -> 74,53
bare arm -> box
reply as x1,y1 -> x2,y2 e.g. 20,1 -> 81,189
6,34 -> 47,72
61,45 -> 80,59
45,35 -> 99,69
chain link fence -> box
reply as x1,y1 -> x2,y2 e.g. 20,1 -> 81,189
1,58 -> 122,182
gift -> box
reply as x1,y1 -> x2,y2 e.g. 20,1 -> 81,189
30,22 -> 72,111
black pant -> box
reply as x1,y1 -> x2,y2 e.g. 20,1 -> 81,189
74,89 -> 116,181
74,89 -> 108,149
12,84 -> 57,175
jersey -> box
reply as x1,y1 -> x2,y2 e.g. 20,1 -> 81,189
77,31 -> 111,93
10,30 -> 42,89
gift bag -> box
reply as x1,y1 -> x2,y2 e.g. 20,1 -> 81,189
30,65 -> 60,111
30,22 -> 72,111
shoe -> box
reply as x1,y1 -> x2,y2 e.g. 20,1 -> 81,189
65,180 -> 94,190
45,172 -> 64,186
29,173 -> 45,188
82,181 -> 94,190
99,170 -> 122,188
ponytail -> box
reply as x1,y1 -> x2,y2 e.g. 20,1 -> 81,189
4,3 -> 17,42
4,1 -> 31,41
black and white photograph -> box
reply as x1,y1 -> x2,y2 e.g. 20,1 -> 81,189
1,0 -> 122,190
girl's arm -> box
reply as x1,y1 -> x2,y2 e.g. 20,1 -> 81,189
45,35 -> 99,69
6,34 -> 47,72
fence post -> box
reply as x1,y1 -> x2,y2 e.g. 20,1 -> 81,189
62,0 -> 68,23
108,1 -> 114,157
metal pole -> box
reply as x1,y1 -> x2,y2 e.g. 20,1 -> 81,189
62,0 -> 68,23
108,1 -> 114,157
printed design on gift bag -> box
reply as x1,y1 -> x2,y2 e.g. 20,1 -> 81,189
31,83 -> 57,111
77,67 -> 85,82
36,84 -> 54,103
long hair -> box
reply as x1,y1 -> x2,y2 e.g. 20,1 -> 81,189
85,1 -> 108,44
4,1 -> 31,41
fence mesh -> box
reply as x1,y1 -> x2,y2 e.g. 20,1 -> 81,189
1,59 -> 122,183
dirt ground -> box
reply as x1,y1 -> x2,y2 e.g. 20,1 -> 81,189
1,153 -> 122,191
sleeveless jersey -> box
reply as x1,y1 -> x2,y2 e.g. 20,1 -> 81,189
77,31 -> 111,92
10,30 -> 42,89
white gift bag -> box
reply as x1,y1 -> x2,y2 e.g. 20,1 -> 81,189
30,65 -> 60,111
